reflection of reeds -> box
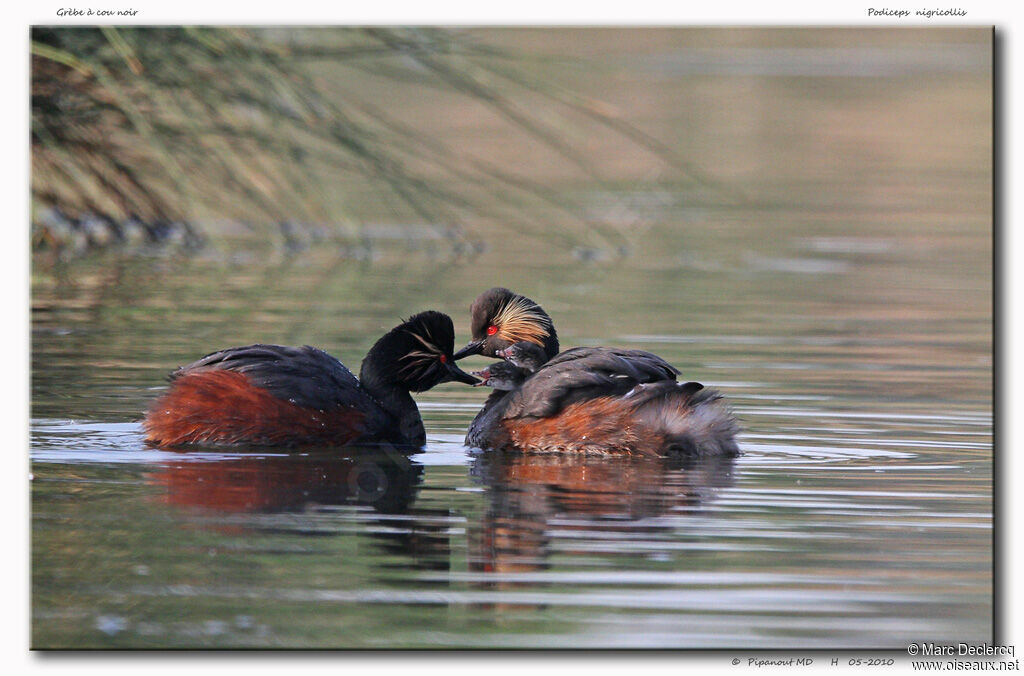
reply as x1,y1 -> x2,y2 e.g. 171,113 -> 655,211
31,27 -> 733,255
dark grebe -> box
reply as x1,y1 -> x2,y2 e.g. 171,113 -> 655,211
454,288 -> 739,456
143,311 -> 478,448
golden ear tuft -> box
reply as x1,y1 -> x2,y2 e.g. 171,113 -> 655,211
492,296 -> 552,347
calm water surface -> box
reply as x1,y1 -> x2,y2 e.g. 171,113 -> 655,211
30,28 -> 991,649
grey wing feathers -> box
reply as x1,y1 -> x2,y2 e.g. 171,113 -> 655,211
172,344 -> 366,411
546,347 -> 679,379
504,346 -> 681,419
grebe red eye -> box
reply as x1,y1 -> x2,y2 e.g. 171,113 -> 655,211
486,325 -> 498,336
439,354 -> 448,364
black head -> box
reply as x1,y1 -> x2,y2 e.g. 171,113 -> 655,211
471,361 -> 528,392
453,287 -> 559,361
496,341 -> 548,373
361,311 -> 479,392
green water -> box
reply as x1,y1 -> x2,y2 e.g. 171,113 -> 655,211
31,27 -> 991,649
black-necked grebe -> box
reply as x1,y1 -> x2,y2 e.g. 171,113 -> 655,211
143,311 -> 478,448
453,287 -> 559,362
454,288 -> 739,456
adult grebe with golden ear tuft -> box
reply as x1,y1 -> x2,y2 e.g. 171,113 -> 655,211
454,288 -> 739,457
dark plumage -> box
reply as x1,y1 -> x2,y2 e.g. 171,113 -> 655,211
501,346 -> 681,419
172,344 -> 365,411
143,311 -> 478,448
361,310 -> 463,393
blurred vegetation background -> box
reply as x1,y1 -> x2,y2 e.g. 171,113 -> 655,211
31,26 -> 731,259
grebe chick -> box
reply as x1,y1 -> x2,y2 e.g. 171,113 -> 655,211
143,311 -> 479,448
496,341 -> 548,374
472,361 -> 530,391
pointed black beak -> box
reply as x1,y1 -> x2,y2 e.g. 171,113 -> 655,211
445,359 -> 480,385
453,339 -> 485,361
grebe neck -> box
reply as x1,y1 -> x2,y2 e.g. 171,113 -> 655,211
371,384 -> 425,446
359,357 -> 426,446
